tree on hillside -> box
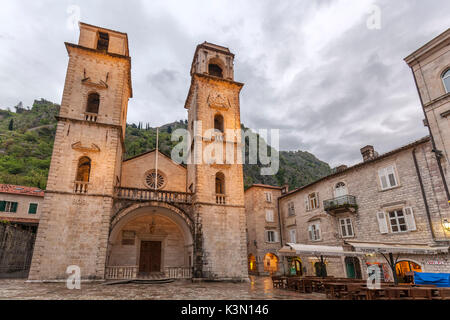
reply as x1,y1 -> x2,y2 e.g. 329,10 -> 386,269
8,119 -> 13,131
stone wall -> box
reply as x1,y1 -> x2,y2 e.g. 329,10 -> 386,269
0,223 -> 35,278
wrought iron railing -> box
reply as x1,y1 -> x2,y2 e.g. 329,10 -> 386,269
323,195 -> 357,212
115,187 -> 193,204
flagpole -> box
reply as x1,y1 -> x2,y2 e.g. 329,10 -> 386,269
155,127 -> 159,190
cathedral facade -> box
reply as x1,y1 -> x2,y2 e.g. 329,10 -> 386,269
28,22 -> 248,281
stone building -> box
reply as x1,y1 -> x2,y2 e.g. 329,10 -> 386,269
0,184 -> 44,232
244,184 -> 286,275
28,22 -> 248,281
244,29 -> 450,283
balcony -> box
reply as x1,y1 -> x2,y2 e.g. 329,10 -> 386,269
323,195 -> 357,215
84,112 -> 98,122
74,181 -> 89,193
114,187 -> 193,204
215,193 -> 226,205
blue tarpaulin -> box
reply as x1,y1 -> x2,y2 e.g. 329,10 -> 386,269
414,272 -> 450,287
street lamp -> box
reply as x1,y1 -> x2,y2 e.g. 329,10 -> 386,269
442,219 -> 450,231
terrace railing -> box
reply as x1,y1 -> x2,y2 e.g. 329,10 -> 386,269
115,187 -> 193,204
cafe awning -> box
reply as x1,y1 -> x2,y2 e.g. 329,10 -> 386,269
346,241 -> 449,255
279,243 -> 363,257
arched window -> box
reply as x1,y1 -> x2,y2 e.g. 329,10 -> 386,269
442,69 -> 450,93
334,182 -> 348,198
214,114 -> 224,133
215,172 -> 225,194
263,253 -> 279,274
76,156 -> 91,182
86,93 -> 100,114
208,64 -> 223,78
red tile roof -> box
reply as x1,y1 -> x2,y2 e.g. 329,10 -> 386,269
0,184 -> 44,197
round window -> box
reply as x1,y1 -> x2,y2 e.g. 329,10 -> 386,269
144,170 -> 166,190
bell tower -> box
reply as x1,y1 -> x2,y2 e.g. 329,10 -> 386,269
185,42 -> 248,280
29,22 -> 132,280
405,29 -> 450,203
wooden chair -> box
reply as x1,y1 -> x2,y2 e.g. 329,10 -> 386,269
271,276 -> 283,288
433,288 -> 450,300
340,284 -> 365,300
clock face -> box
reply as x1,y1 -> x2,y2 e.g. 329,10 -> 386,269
145,170 -> 165,190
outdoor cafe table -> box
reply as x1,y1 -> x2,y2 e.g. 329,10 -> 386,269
324,282 -> 349,299
363,286 -> 438,300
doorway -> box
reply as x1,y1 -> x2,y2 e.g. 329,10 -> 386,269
139,241 -> 162,274
395,260 -> 422,283
345,257 -> 362,279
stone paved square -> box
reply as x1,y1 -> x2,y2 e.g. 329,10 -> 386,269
0,276 -> 327,300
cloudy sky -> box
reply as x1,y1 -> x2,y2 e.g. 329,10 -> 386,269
0,1 -> 449,167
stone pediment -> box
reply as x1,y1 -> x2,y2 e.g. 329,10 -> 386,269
207,92 -> 231,109
81,78 -> 108,89
81,69 -> 109,89
71,141 -> 101,152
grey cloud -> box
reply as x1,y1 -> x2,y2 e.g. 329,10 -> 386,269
0,0 -> 448,167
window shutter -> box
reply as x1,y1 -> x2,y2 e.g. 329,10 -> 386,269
387,166 -> 397,187
0,201 -> 5,212
377,212 -> 389,234
28,203 -> 38,214
404,207 -> 416,231
264,231 -> 269,242
274,231 -> 279,242
316,225 -> 321,240
316,192 -> 320,208
305,196 -> 310,211
308,225 -> 313,240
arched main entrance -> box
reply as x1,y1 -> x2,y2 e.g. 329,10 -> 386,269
396,260 -> 422,284
106,202 -> 194,279
263,253 -> 279,274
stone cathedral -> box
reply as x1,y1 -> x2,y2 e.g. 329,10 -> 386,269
28,22 -> 248,281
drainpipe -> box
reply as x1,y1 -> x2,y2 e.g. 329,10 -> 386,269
412,148 -> 436,242
276,194 -> 286,276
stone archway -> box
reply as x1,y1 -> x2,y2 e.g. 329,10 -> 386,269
106,202 -> 195,279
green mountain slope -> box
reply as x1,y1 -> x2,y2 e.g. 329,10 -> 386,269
0,99 -> 331,190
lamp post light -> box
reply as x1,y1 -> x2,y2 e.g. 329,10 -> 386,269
442,219 -> 450,231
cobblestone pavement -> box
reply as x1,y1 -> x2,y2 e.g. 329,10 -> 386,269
0,276 -> 327,300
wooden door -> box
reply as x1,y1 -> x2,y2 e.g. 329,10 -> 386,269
139,241 -> 161,273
